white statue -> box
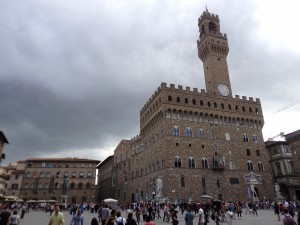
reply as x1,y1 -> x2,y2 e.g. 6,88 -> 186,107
250,184 -> 257,198
275,183 -> 282,197
156,177 -> 163,197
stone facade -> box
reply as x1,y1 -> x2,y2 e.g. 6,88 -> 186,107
285,129 -> 300,199
19,158 -> 99,203
110,9 -> 273,203
97,155 -> 114,202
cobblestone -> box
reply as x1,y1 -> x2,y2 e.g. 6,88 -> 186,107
17,208 -> 288,225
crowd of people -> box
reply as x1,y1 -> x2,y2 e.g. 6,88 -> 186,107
1,199 -> 300,225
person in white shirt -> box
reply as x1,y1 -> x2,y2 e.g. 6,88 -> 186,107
114,211 -> 126,225
224,208 -> 233,225
198,207 -> 204,225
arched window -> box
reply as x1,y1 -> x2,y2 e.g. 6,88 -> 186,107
168,95 -> 172,101
86,183 -> 91,189
39,172 -> 45,178
44,183 -> 49,189
258,162 -> 264,171
256,150 -> 260,156
25,172 -> 31,177
225,132 -> 231,140
70,182 -> 75,189
172,126 -> 180,136
246,149 -> 251,156
78,183 -> 83,189
247,161 -> 254,171
198,129 -> 205,139
201,158 -> 208,168
181,176 -> 185,187
46,172 -> 51,178
242,133 -> 248,142
174,156 -> 181,168
176,97 -> 180,102
188,157 -> 195,168
202,177 -> 206,190
211,130 -> 216,140
185,127 -> 192,137
209,22 -> 216,32
253,134 -> 258,144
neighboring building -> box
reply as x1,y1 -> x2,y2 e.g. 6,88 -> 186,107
265,140 -> 298,200
1,161 -> 26,198
19,158 -> 100,203
0,131 -> 9,164
97,155 -> 113,202
285,129 -> 300,199
109,9 -> 273,203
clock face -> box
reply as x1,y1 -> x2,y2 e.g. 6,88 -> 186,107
218,84 -> 229,96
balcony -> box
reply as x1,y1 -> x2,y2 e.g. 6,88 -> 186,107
211,164 -> 225,171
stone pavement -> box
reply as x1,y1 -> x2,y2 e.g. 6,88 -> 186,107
19,208 -> 285,225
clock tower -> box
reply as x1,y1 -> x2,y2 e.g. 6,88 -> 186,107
197,8 -> 232,97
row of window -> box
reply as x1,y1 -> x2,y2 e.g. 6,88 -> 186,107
28,162 -> 94,168
165,110 -> 262,128
141,94 -> 261,123
172,126 -> 259,143
129,157 -> 264,179
23,182 -> 92,190
130,128 -> 260,157
24,171 -> 93,178
173,156 -> 264,171
167,96 -> 259,113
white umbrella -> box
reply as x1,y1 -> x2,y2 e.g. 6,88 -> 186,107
199,194 -> 213,200
104,198 -> 118,203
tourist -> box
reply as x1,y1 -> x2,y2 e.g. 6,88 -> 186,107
70,208 -> 84,225
185,208 -> 194,225
48,205 -> 64,225
282,208 -> 297,225
9,210 -> 20,225
224,208 -> 233,225
114,211 -> 126,225
144,215 -> 154,225
198,206 -> 204,225
101,204 -> 110,225
126,212 -> 137,225
92,217 -> 99,225
0,206 -> 11,225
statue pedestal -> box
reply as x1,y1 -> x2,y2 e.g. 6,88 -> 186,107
275,196 -> 286,203
60,195 -> 68,209
155,196 -> 163,203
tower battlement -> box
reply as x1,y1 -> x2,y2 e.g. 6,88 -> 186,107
198,10 -> 219,24
141,82 -> 261,114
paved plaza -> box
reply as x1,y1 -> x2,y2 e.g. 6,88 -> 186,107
18,208 -> 286,225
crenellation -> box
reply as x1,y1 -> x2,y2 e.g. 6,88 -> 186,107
178,85 -> 183,90
235,95 -> 240,99
170,84 -> 175,89
193,88 -> 198,92
186,86 -> 190,91
242,96 -> 247,100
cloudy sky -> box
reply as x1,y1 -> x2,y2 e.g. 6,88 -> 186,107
1,0 -> 300,165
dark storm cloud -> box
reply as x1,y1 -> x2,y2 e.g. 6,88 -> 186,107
0,0 -> 299,164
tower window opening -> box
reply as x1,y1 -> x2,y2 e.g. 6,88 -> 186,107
208,22 -> 217,32
218,58 -> 220,61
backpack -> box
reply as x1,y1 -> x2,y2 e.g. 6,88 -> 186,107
284,215 -> 297,225
116,218 -> 124,225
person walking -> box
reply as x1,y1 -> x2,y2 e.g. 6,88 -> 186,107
48,205 -> 64,225
8,210 -> 20,225
92,217 -> 99,225
70,208 -> 84,225
198,206 -> 204,225
185,208 -> 194,225
0,206 -> 11,225
224,208 -> 233,225
101,204 -> 110,225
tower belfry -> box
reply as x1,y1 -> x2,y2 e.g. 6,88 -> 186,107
197,10 -> 232,97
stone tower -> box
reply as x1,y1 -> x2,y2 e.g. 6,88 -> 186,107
110,9 -> 273,203
197,9 -> 232,97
